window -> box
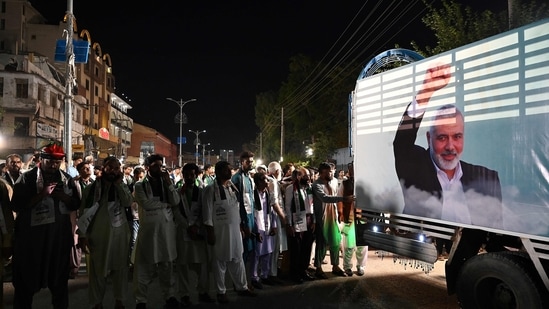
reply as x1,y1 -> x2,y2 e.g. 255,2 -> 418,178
85,79 -> 90,90
14,117 -> 29,137
38,85 -> 46,102
50,92 -> 56,106
0,19 -> 5,31
76,109 -> 82,123
15,78 -> 29,98
1,2 -> 5,13
140,141 -> 155,157
0,77 -> 3,97
94,85 -> 98,96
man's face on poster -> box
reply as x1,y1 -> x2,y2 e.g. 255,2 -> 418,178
427,113 -> 464,172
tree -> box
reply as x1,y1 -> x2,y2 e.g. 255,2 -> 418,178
411,0 -> 549,56
253,54 -> 356,165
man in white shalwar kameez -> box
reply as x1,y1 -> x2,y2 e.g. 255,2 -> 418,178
78,156 -> 133,309
265,161 -> 287,285
203,161 -> 256,304
133,154 -> 181,309
174,163 -> 214,306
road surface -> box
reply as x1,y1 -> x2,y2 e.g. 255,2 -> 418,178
2,248 -> 460,308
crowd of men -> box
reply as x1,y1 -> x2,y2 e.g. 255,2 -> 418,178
0,145 -> 365,309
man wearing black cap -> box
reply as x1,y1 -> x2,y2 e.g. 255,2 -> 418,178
11,142 -> 81,309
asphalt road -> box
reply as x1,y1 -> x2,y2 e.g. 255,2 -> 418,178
2,248 -> 460,309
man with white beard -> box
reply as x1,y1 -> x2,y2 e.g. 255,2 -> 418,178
264,161 -> 287,285
393,63 -> 502,228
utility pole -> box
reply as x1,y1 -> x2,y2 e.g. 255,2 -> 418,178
508,0 -> 519,30
63,0 -> 75,164
201,143 -> 210,167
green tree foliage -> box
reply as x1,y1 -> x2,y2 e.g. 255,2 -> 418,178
254,54 -> 356,166
511,0 -> 549,26
412,0 -> 549,56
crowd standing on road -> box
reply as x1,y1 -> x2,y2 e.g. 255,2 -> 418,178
0,147 -> 365,309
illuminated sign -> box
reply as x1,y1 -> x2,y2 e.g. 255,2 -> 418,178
98,128 -> 110,140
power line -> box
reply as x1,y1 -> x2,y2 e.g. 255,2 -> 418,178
261,0 -> 429,137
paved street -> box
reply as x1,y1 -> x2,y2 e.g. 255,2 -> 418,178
2,248 -> 459,309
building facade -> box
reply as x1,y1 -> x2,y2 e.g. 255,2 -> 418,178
0,53 -> 87,162
0,0 -> 133,165
126,122 -> 177,166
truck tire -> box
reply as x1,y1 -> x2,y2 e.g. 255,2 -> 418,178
456,251 -> 547,309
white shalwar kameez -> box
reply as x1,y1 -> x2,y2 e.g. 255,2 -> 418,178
203,181 -> 249,294
133,177 -> 180,304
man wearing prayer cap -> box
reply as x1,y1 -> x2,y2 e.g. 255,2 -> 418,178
11,142 -> 81,309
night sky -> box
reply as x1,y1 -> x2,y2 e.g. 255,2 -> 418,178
30,0 -> 508,155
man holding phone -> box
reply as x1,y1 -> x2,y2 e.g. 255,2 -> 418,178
11,142 -> 81,309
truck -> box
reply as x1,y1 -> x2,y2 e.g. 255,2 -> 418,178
351,18 -> 549,308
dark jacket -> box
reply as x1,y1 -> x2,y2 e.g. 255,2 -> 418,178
393,103 -> 502,228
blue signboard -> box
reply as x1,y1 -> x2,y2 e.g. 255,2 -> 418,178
54,39 -> 90,63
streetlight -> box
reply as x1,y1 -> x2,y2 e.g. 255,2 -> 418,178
167,97 -> 197,167
206,148 -> 215,165
189,129 -> 206,165
227,149 -> 233,163
201,143 -> 211,166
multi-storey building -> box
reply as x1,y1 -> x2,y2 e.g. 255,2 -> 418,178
0,53 -> 87,162
0,0 -> 134,164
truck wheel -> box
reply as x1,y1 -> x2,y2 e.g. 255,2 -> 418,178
456,252 -> 546,309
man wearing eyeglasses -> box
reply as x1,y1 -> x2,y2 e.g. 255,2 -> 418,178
3,153 -> 23,187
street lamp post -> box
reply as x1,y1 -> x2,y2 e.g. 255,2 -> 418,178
189,129 -> 206,165
201,143 -> 211,166
206,148 -> 214,165
167,98 -> 196,167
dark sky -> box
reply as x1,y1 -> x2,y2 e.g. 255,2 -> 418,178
30,0 -> 508,155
